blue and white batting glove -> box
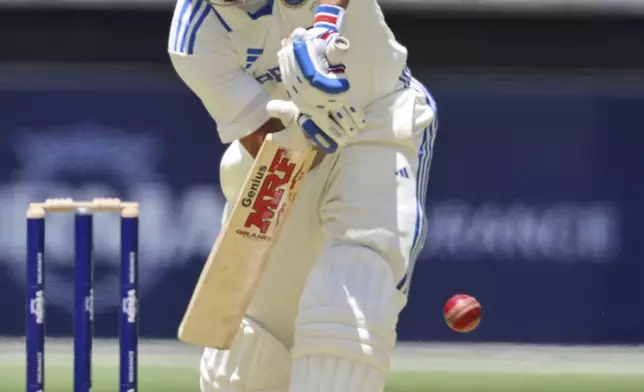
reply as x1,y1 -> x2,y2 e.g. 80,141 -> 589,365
267,99 -> 365,154
278,5 -> 352,108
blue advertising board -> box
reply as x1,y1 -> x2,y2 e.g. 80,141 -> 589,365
0,66 -> 642,343
401,74 -> 644,344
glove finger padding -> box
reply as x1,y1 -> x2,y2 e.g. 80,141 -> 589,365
267,99 -> 363,154
266,100 -> 298,128
278,36 -> 350,103
297,114 -> 339,154
293,38 -> 350,96
328,105 -> 366,138
267,100 -> 340,154
281,27 -> 308,48
301,102 -> 359,146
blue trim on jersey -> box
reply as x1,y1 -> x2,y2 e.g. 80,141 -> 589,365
187,4 -> 211,55
245,48 -> 263,69
173,0 -> 193,52
398,66 -> 412,88
247,0 -> 275,19
177,0 -> 205,53
396,75 -> 438,295
211,6 -> 232,32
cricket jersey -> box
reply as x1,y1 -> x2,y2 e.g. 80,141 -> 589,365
169,0 -> 409,143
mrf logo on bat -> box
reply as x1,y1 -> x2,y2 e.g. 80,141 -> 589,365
237,148 -> 296,240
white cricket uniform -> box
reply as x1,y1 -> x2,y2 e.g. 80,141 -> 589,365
169,0 -> 437,391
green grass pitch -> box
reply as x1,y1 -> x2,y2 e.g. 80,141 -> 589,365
3,340 -> 643,391
7,368 -> 644,392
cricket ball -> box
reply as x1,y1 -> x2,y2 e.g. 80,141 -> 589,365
443,294 -> 481,333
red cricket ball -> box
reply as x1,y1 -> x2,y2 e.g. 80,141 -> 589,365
443,294 -> 481,333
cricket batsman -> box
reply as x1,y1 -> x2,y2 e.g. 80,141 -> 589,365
169,0 -> 438,390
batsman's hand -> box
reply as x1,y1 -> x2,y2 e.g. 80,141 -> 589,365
278,14 -> 356,113
266,99 -> 364,154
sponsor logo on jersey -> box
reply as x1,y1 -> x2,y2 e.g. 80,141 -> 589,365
281,0 -> 308,8
245,48 -> 263,70
395,167 -> 411,179
255,66 -> 282,85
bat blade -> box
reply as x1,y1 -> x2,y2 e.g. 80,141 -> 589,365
178,139 -> 316,349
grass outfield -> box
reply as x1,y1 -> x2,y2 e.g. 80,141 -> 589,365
3,340 -> 644,391
10,371 -> 644,392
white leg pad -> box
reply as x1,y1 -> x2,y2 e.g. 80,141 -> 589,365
201,317 -> 291,392
290,355 -> 386,392
289,245 -> 406,392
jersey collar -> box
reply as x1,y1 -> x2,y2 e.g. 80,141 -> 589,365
247,0 -> 274,20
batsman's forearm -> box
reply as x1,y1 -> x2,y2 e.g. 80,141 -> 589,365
239,118 -> 285,158
319,0 -> 349,7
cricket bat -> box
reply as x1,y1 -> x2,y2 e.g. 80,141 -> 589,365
178,139 -> 316,349
178,37 -> 351,350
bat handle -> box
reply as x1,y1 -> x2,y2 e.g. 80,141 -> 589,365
326,36 -> 350,66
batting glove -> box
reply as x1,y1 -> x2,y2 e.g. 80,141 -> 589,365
266,99 -> 365,154
278,5 -> 353,109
